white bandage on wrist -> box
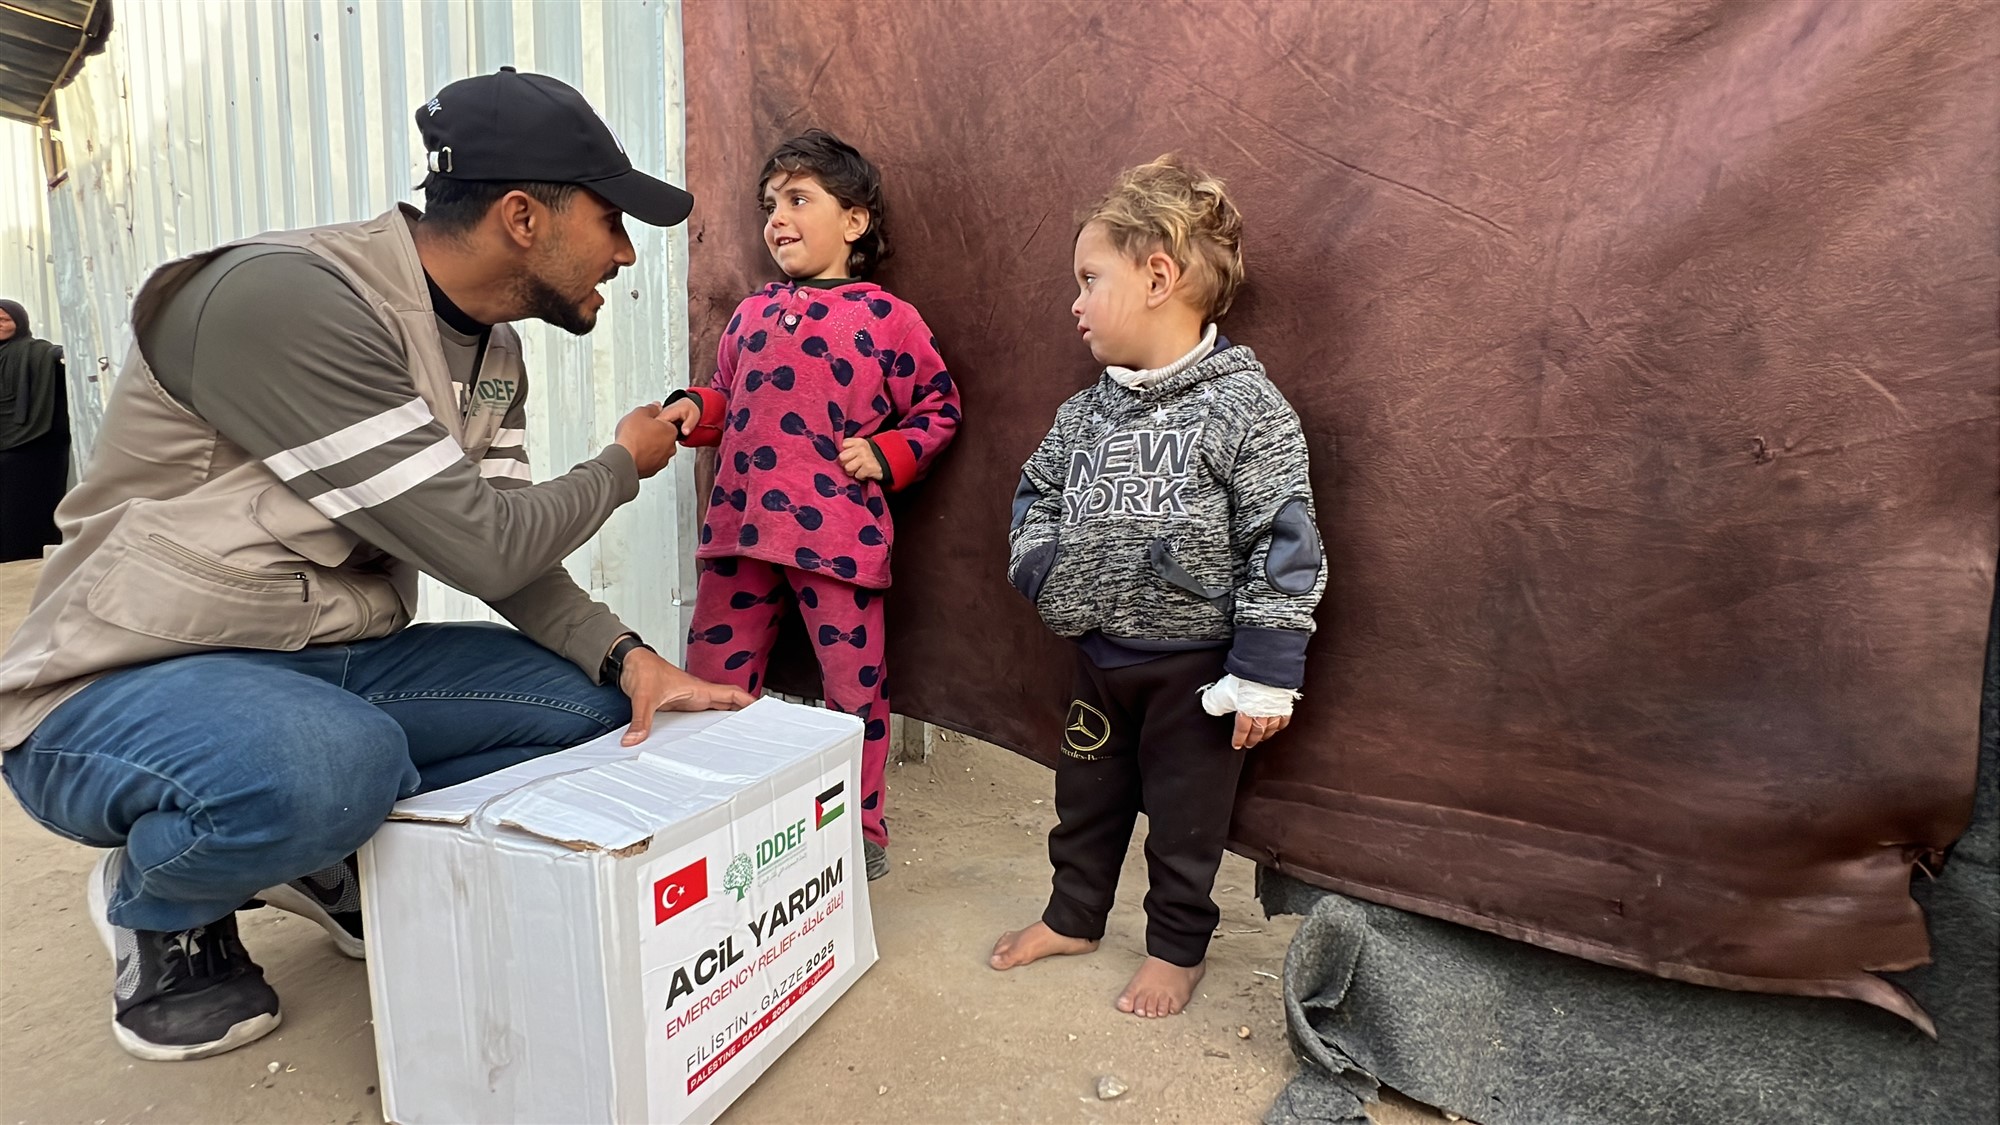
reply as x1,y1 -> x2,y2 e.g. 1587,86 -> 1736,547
1199,673 -> 1301,719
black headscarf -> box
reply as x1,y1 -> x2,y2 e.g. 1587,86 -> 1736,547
0,299 -> 67,452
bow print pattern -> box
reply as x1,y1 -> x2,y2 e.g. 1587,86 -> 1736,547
682,555 -> 895,845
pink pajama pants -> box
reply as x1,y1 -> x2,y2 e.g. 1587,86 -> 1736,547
684,556 -> 891,845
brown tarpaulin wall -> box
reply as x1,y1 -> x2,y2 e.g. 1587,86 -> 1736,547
683,0 -> 1999,1026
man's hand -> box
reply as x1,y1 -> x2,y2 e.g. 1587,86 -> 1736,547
660,397 -> 702,441
619,648 -> 754,746
1232,712 -> 1290,751
838,437 -> 884,482
614,403 -> 681,479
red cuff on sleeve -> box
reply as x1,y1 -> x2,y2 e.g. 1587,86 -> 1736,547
871,433 -> 922,492
682,387 -> 728,447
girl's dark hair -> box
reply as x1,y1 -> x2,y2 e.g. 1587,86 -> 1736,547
758,130 -> 890,278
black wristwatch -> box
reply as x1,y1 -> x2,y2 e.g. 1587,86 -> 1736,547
602,633 -> 656,683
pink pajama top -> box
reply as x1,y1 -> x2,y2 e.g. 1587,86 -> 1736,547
677,280 -> 961,589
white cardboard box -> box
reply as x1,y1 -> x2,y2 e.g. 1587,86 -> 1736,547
360,698 -> 877,1124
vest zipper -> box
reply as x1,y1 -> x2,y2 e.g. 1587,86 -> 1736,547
148,535 -> 312,601
462,329 -> 493,428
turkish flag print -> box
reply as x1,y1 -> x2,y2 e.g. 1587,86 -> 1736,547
653,858 -> 708,925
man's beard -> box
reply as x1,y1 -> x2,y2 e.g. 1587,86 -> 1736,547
519,271 -> 596,336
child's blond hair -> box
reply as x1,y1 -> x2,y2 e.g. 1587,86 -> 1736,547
1078,155 -> 1244,320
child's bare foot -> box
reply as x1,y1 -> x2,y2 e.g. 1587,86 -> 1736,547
989,921 -> 1098,970
1116,957 -> 1207,1017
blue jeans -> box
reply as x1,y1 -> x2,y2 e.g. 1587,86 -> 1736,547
1,623 -> 629,932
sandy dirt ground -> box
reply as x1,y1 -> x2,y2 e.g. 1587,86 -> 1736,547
0,559 -> 1440,1124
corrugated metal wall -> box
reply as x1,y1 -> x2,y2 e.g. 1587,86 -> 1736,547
40,0 -> 700,656
0,122 -> 61,342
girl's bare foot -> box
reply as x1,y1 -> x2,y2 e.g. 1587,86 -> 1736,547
1116,956 -> 1206,1017
989,921 -> 1098,970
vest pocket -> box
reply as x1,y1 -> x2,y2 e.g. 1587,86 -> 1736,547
85,535 -> 319,651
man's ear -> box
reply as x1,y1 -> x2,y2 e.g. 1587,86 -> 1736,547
843,205 -> 872,246
1143,249 -> 1181,309
494,190 -> 542,250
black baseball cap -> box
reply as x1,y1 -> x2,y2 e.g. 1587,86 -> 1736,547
416,67 -> 694,227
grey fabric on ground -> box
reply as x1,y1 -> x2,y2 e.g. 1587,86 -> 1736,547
1260,591 -> 1999,1125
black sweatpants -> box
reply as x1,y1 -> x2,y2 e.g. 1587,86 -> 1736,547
1041,648 -> 1246,967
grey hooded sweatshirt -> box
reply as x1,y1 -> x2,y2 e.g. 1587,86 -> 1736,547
1007,340 -> 1326,689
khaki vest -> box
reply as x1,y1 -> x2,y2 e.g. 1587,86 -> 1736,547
0,206 -> 525,750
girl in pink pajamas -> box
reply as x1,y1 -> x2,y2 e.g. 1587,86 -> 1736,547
662,131 -> 960,879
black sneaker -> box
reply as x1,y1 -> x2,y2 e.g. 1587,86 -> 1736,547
87,849 -> 282,1061
253,856 -> 365,959
864,840 -> 889,881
